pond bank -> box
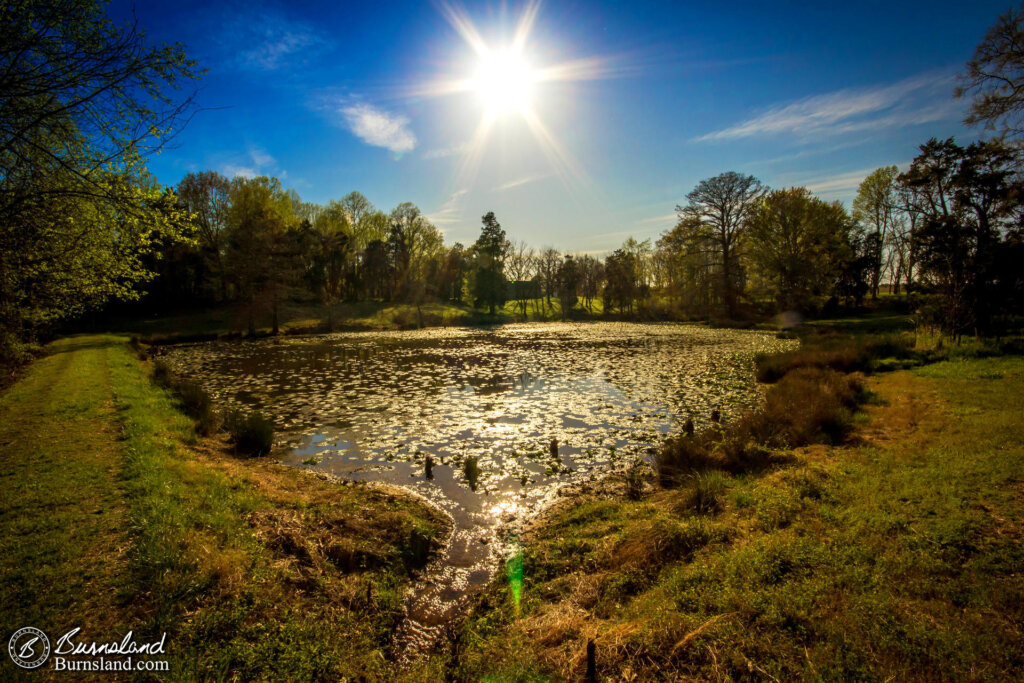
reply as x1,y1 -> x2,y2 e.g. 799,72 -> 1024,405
0,335 -> 448,680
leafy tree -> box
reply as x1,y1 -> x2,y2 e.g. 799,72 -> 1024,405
603,248 -> 639,314
176,171 -> 231,300
0,0 -> 202,359
899,137 -> 1023,335
957,3 -> 1024,136
678,172 -> 766,316
472,212 -> 509,315
224,176 -> 297,335
853,166 -> 900,298
656,215 -> 717,315
556,255 -> 580,317
746,188 -> 852,312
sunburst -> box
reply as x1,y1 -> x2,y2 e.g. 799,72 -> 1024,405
414,1 -> 621,191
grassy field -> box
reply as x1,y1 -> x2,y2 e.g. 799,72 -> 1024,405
442,354 -> 1024,681
0,335 -> 449,679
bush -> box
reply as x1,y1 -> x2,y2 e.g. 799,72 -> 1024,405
151,358 -> 173,387
225,408 -> 275,457
176,380 -> 219,436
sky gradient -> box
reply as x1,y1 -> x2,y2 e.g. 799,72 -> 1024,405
112,0 -> 1011,252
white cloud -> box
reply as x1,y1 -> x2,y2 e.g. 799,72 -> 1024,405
342,103 -> 417,153
694,70 -> 961,142
426,188 -> 468,227
422,142 -> 471,160
780,163 -> 909,200
219,145 -> 282,180
493,173 -> 551,192
221,164 -> 258,179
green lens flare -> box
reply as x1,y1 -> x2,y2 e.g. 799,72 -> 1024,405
506,533 -> 523,615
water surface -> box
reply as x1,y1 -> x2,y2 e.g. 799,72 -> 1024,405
162,322 -> 794,652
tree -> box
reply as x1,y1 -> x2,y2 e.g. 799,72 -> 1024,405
746,188 -> 852,312
956,3 -> 1024,136
536,247 -> 561,310
224,176 -> 297,335
0,0 -> 202,360
603,249 -> 639,314
899,138 -> 1023,336
657,215 -> 717,315
556,255 -> 580,317
176,171 -> 231,300
506,240 -> 536,318
853,166 -> 900,298
472,212 -> 509,315
678,172 -> 765,316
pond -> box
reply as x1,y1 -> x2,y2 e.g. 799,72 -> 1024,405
161,322 -> 795,653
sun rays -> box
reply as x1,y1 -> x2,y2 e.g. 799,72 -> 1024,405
414,0 -> 619,195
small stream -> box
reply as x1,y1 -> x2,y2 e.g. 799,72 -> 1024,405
161,322 -> 795,656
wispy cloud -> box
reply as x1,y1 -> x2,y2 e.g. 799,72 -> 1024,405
778,163 -> 909,200
493,172 -> 551,192
694,70 -> 961,142
341,103 -> 417,154
223,6 -> 329,71
219,145 -> 282,180
426,188 -> 468,227
422,142 -> 471,160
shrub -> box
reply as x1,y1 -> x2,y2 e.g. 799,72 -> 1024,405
625,459 -> 646,500
151,358 -> 173,387
225,408 -> 275,457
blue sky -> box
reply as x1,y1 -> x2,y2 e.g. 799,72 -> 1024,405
112,0 -> 1010,252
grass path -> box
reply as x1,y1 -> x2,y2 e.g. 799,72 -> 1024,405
0,337 -> 133,638
1,334 -> 448,680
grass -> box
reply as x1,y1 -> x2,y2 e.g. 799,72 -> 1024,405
105,298 -> 611,343
441,355 -> 1024,681
0,334 -> 448,679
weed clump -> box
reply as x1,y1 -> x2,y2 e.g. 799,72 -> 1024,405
463,456 -> 480,491
657,368 -> 865,487
679,471 -> 729,514
225,408 -> 275,457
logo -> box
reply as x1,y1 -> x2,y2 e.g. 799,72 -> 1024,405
8,627 -> 51,670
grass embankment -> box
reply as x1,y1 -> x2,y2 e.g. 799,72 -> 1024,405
447,338 -> 1024,681
101,297 -> 615,343
0,335 -> 448,679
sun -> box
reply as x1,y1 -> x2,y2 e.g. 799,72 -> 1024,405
413,1 -> 619,190
472,49 -> 537,115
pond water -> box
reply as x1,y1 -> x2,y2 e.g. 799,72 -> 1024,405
161,322 -> 795,654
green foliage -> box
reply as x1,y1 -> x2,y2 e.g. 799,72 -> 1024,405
472,211 -> 509,315
0,0 -> 202,361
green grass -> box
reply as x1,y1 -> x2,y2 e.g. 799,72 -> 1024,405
0,334 -> 448,679
446,356 -> 1024,681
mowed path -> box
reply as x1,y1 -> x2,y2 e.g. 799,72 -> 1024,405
0,336 -> 133,640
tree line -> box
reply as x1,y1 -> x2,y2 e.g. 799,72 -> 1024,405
3,0 -> 1024,364
138,132 -> 1024,340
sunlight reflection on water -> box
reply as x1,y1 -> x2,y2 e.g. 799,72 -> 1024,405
162,322 -> 795,651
